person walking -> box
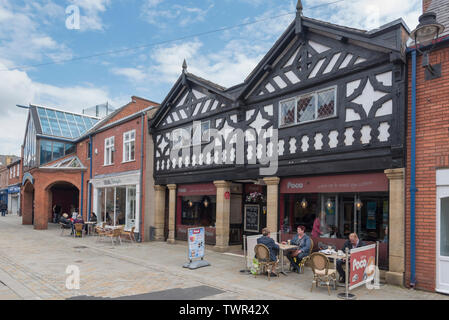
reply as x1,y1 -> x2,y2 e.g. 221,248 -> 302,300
0,201 -> 7,216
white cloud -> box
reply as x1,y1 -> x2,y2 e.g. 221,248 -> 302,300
141,0 -> 214,27
111,67 -> 148,82
0,61 -> 125,155
303,0 -> 420,31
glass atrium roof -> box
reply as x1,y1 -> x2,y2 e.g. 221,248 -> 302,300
36,106 -> 100,139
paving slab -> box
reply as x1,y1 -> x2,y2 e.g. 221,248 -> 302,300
0,215 -> 448,300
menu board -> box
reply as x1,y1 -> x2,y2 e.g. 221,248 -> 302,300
188,227 -> 205,260
244,205 -> 259,232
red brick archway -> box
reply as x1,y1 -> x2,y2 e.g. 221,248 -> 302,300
30,170 -> 84,230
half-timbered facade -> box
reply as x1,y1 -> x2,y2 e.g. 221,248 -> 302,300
150,4 -> 409,285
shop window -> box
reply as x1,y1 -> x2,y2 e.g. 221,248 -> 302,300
181,195 -> 216,227
123,130 -> 136,162
104,136 -> 115,165
96,185 -> 138,230
282,192 -> 388,243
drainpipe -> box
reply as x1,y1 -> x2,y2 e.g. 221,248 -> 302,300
81,171 -> 84,218
88,135 -> 93,220
410,48 -> 417,287
139,112 -> 144,243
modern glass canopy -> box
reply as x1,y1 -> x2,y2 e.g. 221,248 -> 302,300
36,106 -> 100,139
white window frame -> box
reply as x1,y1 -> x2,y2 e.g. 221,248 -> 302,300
123,130 -> 136,163
9,168 -> 12,179
104,136 -> 115,166
173,121 -> 210,149
279,85 -> 337,128
17,164 -> 19,177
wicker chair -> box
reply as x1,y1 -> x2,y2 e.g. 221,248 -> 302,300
59,222 -> 71,236
120,226 -> 136,243
95,223 -> 111,241
74,223 -> 84,238
309,252 -> 337,295
254,244 -> 279,280
105,228 -> 122,245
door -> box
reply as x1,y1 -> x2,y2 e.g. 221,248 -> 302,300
437,187 -> 449,294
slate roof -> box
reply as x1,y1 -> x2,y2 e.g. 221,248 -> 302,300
426,0 -> 449,37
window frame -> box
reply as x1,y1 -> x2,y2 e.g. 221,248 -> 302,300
123,130 -> 136,163
279,85 -> 338,128
173,121 -> 210,149
104,136 -> 115,166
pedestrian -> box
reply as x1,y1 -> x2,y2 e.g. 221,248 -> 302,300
0,201 -> 6,216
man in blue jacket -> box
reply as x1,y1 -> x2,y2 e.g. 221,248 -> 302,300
257,228 -> 279,276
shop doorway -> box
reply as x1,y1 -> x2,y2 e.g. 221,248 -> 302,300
437,186 -> 449,294
49,182 -> 79,221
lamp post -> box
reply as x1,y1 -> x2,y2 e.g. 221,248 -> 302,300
410,12 -> 445,79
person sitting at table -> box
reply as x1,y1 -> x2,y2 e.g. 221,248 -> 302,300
284,225 -> 311,273
257,228 -> 279,277
336,233 -> 365,283
59,213 -> 73,234
72,214 -> 84,237
90,212 -> 98,223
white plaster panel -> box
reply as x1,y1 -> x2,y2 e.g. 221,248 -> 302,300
328,130 -> 339,148
323,53 -> 341,74
376,71 -> 393,87
284,71 -> 300,84
346,79 -> 361,97
375,100 -> 393,117
309,40 -> 330,54
346,108 -> 361,122
273,76 -> 287,89
339,54 -> 353,69
314,133 -> 323,150
344,128 -> 355,146
360,125 -> 372,144
301,135 -> 309,152
351,79 -> 388,116
308,58 -> 325,78
378,122 -> 390,142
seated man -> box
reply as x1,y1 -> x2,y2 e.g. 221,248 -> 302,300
284,225 -> 311,273
336,233 -> 365,283
257,228 -> 279,276
59,213 -> 73,234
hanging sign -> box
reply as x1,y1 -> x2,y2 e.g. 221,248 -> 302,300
188,227 -> 205,260
349,244 -> 376,290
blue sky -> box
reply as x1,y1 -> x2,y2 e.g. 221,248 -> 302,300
0,0 -> 421,155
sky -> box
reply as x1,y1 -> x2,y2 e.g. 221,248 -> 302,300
0,0 -> 422,156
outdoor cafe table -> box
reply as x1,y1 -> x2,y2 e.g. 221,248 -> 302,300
84,221 -> 96,236
277,243 -> 298,276
104,225 -> 124,230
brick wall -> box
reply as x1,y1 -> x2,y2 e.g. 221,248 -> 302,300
406,44 -> 449,291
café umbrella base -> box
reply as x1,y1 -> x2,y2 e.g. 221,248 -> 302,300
337,292 -> 356,300
183,259 -> 211,270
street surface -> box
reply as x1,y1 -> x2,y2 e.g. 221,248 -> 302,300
0,215 -> 447,300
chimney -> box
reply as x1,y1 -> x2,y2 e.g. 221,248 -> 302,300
423,0 -> 432,13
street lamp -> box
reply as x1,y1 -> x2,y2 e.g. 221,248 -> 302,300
410,12 -> 445,79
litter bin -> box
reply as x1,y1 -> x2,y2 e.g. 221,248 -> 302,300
149,226 -> 156,241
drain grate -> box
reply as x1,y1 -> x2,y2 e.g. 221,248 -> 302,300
73,246 -> 88,249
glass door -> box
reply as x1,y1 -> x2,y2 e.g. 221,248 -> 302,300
126,186 -> 136,230
437,187 -> 449,294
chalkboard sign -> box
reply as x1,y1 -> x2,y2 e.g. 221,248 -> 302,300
244,204 -> 259,232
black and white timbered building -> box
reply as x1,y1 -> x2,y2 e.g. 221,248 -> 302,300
149,2 -> 410,274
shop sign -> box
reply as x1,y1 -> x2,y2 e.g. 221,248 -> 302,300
8,186 -> 20,194
178,183 -> 216,196
349,244 -> 376,290
280,173 -> 388,194
245,184 -> 263,194
188,227 -> 205,260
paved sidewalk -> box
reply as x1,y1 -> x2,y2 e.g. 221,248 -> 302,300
0,215 -> 447,300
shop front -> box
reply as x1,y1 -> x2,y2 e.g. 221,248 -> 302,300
91,171 -> 140,233
280,172 -> 390,269
176,183 -> 217,245
8,184 -> 21,215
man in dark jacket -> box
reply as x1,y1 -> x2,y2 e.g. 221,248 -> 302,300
257,228 -> 279,276
337,233 -> 365,282
0,201 -> 7,216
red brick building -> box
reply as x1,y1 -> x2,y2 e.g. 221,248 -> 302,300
6,159 -> 21,214
20,97 -> 159,241
406,0 -> 449,293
